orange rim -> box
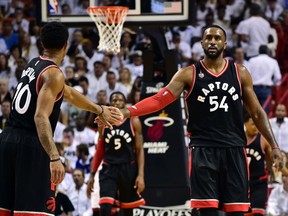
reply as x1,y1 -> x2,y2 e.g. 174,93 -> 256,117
87,6 -> 129,15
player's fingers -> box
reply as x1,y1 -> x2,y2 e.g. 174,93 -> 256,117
103,120 -> 113,130
55,166 -> 65,185
54,169 -> 61,185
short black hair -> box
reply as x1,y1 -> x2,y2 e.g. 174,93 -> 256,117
202,24 -> 227,41
63,126 -> 74,135
259,45 -> 268,54
93,61 -> 105,67
77,143 -> 89,156
40,22 -> 68,50
109,91 -> 126,103
78,76 -> 89,84
250,3 -> 262,16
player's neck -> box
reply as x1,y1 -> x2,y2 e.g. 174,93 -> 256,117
202,57 -> 226,73
42,50 -> 63,66
245,133 -> 257,143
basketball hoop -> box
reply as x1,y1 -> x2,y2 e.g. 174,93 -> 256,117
87,6 -> 129,54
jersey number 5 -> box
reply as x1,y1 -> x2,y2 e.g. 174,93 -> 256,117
114,138 -> 121,150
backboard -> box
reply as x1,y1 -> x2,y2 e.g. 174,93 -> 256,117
38,0 -> 196,27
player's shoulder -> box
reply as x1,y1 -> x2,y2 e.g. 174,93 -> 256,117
43,67 -> 65,81
176,65 -> 195,77
235,63 -> 250,79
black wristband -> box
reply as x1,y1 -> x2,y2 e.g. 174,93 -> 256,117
99,105 -> 104,115
50,158 -> 61,162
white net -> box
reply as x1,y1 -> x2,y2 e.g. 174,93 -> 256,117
87,6 -> 129,54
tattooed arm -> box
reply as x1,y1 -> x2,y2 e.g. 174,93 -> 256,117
34,68 -> 65,185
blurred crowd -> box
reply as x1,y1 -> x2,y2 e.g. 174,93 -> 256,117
0,0 -> 288,216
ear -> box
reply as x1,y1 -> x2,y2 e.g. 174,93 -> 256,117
64,42 -> 68,50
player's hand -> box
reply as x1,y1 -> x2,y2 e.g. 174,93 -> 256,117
134,175 -> 145,194
271,148 -> 283,171
50,159 -> 65,185
98,106 -> 124,129
87,174 -> 95,199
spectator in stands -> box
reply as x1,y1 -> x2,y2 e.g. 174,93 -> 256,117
8,44 -> 22,76
69,29 -> 83,53
63,127 -> 79,169
105,71 -> 128,103
78,75 -> 95,102
232,46 -> 250,68
0,38 -> 8,54
0,99 -> 10,129
67,168 -> 92,216
266,172 -> 288,215
54,117 -> 66,143
118,31 -> 136,67
127,88 -> 141,106
11,7 -> 29,35
269,104 -> 288,152
124,50 -> 144,83
265,0 -> 284,22
0,0 -> 11,17
118,67 -> 133,95
196,0 -> 213,27
273,150 -> 288,184
61,85 -> 87,127
21,33 -> 39,61
0,78 -> 12,106
214,4 -> 230,31
81,39 -> 104,73
74,55 -> 88,79
236,3 -> 271,59
170,31 -> 192,67
8,56 -> 27,94
64,66 -> 78,87
191,37 -> 204,63
4,0 -> 25,17
75,144 -> 92,181
61,42 -> 79,73
0,21 -> 19,50
56,142 -> 74,194
0,53 -> 11,78
103,54 -> 118,78
248,45 -> 282,112
86,61 -> 108,98
74,112 -> 97,149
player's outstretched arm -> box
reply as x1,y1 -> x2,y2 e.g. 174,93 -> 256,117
34,68 -> 65,185
240,64 -> 282,169
122,66 -> 193,118
64,85 -> 123,129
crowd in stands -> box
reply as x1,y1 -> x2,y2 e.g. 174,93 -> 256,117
0,0 -> 288,215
